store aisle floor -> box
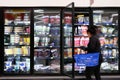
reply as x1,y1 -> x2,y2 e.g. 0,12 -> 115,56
1,76 -> 120,80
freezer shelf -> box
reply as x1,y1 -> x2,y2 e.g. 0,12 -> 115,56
4,56 -> 30,73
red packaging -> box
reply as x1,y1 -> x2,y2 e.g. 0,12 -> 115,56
42,16 -> 49,24
84,37 -> 89,47
50,16 -> 55,24
81,26 -> 88,36
55,16 -> 60,24
74,37 -> 80,47
64,16 -> 72,24
80,37 -> 85,46
26,27 -> 30,33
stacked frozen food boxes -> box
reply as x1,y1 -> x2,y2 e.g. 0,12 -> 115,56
4,9 -> 30,73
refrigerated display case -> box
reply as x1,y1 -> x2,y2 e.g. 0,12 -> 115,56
4,9 -> 31,74
93,9 -> 119,73
0,6 -> 120,79
34,8 -> 61,73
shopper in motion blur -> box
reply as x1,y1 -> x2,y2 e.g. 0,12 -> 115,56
80,27 -> 103,80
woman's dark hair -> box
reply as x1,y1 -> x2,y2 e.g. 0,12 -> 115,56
87,26 -> 97,35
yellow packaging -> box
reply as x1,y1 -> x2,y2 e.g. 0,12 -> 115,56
13,48 -> 17,55
24,37 -> 27,44
5,49 -> 13,55
22,46 -> 28,56
27,37 -> 30,45
68,48 -> 72,58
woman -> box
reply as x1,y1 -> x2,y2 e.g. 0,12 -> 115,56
80,27 -> 102,80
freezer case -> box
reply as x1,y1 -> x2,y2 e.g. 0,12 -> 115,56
93,10 -> 119,73
34,8 -> 61,73
4,9 -> 31,74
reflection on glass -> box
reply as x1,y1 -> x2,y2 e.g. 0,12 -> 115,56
63,10 -> 73,73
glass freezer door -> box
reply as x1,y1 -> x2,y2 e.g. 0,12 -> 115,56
34,8 -> 61,74
4,9 -> 31,74
62,2 -> 75,79
93,10 -> 119,73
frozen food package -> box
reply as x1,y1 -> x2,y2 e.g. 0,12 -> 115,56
13,48 -> 22,55
55,15 -> 60,24
5,48 -> 13,55
10,34 -> 15,45
105,38 -> 109,45
14,34 -> 20,44
19,62 -> 26,71
99,37 -> 105,46
4,35 -> 10,44
25,58 -> 30,71
101,62 -> 111,70
113,37 -> 118,46
78,26 -> 82,35
74,37 -> 80,47
34,37 -> 39,47
22,46 -> 29,56
26,27 -> 30,33
102,16 -> 110,23
108,49 -> 112,57
109,38 -> 113,45
50,16 -> 56,24
77,15 -> 84,24
112,29 -> 118,36
36,49 -> 50,58
107,27 -> 114,34
80,37 -> 85,46
102,49 -> 109,58
74,48 -> 81,54
81,26 -> 88,36
5,27 -> 13,33
64,49 -> 68,58
50,27 -> 60,36
67,48 -> 72,58
64,16 -> 72,24
65,37 -> 72,47
64,25 -> 72,36
45,26 -> 50,35
101,26 -> 107,34
14,27 -> 23,33
4,61 -> 12,69
93,13 -> 102,24
42,16 -> 49,24
112,49 -> 117,57
24,13 -> 30,21
84,37 -> 89,47
51,49 -> 59,58
84,17 -> 89,24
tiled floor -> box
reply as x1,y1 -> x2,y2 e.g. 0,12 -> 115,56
0,76 -> 120,80
0,78 -> 120,80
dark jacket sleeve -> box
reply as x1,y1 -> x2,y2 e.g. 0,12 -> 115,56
85,36 -> 100,53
